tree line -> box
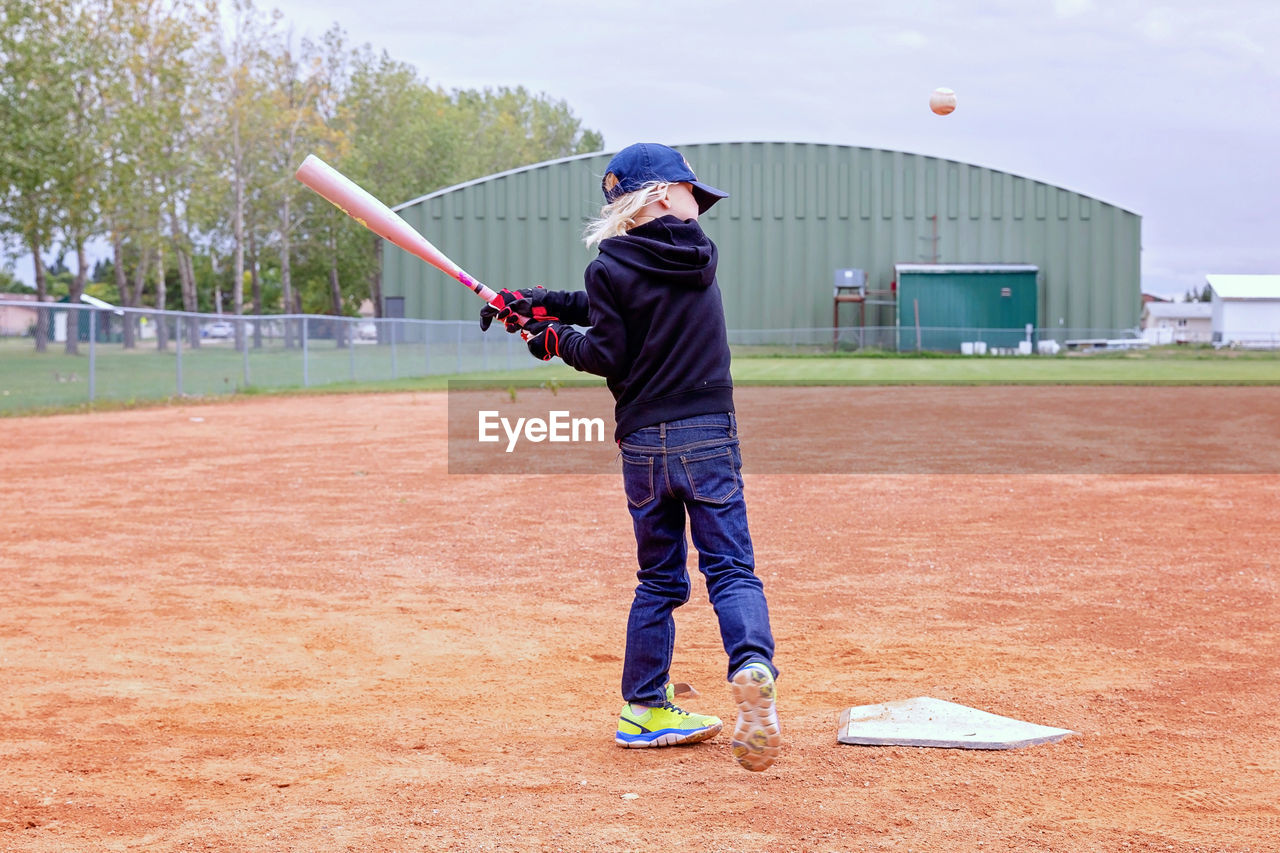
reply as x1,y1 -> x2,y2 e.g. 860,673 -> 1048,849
0,0 -> 603,353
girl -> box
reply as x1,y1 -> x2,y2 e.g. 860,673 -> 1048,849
481,143 -> 781,772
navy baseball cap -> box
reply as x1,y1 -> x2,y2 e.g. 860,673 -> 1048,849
602,143 -> 729,213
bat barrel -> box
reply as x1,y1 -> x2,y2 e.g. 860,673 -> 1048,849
294,155 -> 515,321
295,154 -> 468,282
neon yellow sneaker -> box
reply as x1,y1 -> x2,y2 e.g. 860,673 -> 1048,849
615,700 -> 723,748
730,662 -> 781,772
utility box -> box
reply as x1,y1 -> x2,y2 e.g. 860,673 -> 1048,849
834,268 -> 866,296
894,264 -> 1039,352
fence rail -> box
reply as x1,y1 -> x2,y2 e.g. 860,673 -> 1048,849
0,302 -> 542,411
2,300 -> 1277,412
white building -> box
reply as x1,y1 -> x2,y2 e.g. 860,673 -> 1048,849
0,292 -> 41,336
1140,301 -> 1212,344
1207,275 -> 1280,348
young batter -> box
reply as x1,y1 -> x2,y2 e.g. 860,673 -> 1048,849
480,143 -> 781,771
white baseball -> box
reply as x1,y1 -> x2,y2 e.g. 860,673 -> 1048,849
930,87 -> 957,116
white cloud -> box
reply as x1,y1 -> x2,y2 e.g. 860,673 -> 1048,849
1138,7 -> 1179,43
10,0 -> 1278,291
888,30 -> 931,49
1052,0 -> 1096,19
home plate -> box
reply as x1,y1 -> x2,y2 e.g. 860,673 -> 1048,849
837,697 -> 1077,750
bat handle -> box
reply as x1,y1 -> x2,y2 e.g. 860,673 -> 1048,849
465,276 -> 497,304
463,272 -> 534,331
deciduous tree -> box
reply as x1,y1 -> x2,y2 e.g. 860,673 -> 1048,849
0,0 -> 75,351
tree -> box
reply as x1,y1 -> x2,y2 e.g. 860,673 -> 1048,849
1183,284 -> 1213,303
0,266 -> 29,292
336,72 -> 604,322
3,0 -> 605,351
209,0 -> 279,350
259,30 -> 329,345
296,24 -> 364,340
163,2 -> 221,348
452,85 -> 603,180
340,49 -> 460,323
0,0 -> 76,352
98,0 -> 217,349
54,0 -> 112,355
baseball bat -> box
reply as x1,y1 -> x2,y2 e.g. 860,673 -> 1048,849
294,154 -> 505,310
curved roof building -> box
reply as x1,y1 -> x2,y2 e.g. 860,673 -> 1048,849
384,142 -> 1140,343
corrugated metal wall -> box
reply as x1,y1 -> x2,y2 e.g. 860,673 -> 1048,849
384,142 -> 1141,334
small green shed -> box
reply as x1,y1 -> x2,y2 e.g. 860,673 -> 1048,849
895,264 -> 1039,352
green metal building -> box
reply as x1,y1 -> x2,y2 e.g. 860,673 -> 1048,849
383,142 -> 1141,345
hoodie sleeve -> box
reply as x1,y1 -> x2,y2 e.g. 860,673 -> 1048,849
554,262 -> 627,378
543,289 -> 591,326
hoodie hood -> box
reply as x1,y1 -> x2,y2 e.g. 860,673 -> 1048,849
597,216 -> 717,290
567,213 -> 733,439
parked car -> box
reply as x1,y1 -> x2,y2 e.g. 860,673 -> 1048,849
201,320 -> 234,339
356,321 -> 378,341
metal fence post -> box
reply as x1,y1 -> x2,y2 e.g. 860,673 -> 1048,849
302,317 -> 309,387
349,319 -> 356,381
390,325 -> 398,379
175,315 -> 183,396
241,317 -> 250,388
88,309 -> 97,402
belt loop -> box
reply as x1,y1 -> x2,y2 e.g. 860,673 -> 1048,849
659,421 -> 666,441
728,411 -> 737,438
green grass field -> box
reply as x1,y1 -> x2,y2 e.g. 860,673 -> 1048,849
0,335 -> 532,414
2,337 -> 1278,416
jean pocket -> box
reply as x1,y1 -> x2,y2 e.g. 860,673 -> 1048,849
680,447 -> 741,505
621,453 -> 656,508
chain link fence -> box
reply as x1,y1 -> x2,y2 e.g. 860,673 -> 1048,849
3,299 -> 1276,412
0,301 -> 541,411
729,325 -> 1152,354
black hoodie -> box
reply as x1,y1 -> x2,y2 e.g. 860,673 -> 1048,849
554,216 -> 734,440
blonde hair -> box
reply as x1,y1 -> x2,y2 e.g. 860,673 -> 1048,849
582,181 -> 671,248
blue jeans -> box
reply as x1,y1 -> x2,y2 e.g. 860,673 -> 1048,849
618,412 -> 776,706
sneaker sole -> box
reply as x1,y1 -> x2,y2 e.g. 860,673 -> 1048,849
730,666 -> 781,771
615,722 -> 722,749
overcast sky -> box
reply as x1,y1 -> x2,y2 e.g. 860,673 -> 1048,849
9,0 -> 1277,301
267,0 -> 1278,300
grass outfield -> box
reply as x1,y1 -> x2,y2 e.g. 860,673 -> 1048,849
454,347 -> 1280,386
732,351 -> 1280,383
2,342 -> 1278,415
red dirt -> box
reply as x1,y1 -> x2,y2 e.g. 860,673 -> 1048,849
3,389 -> 1278,852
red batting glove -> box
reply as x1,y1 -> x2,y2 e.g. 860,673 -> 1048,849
481,287 -> 563,333
523,320 -> 564,361
480,288 -> 531,332
496,287 -> 561,333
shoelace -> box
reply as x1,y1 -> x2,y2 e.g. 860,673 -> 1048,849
659,701 -> 691,717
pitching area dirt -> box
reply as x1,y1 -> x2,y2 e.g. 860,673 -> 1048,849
3,388 -> 1278,851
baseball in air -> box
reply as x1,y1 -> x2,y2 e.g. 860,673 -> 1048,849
930,87 -> 957,116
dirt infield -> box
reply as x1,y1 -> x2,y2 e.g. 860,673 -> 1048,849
4,388 -> 1278,852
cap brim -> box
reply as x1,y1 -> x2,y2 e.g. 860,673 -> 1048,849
691,181 -> 729,213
